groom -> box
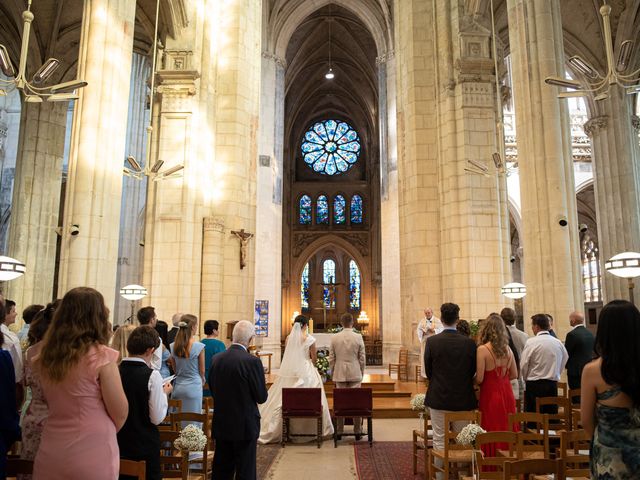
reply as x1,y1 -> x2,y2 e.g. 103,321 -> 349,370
208,320 -> 268,480
329,313 -> 366,438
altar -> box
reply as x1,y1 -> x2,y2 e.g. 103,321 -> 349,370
312,332 -> 335,349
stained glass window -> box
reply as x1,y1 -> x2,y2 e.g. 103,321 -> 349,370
301,119 -> 361,175
299,195 -> 311,224
349,260 -> 361,310
334,195 -> 346,224
317,195 -> 329,224
350,195 -> 363,224
301,263 -> 310,310
323,259 -> 336,308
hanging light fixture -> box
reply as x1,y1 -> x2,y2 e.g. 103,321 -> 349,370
0,1 -> 87,101
325,6 -> 335,80
545,1 -> 640,100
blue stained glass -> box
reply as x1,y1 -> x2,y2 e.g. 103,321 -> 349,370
351,195 -> 363,224
323,259 -> 336,308
317,195 -> 329,224
334,195 -> 346,224
301,263 -> 310,310
301,120 -> 361,175
349,260 -> 361,310
299,195 -> 312,224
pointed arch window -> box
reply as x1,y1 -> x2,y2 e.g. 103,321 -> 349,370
299,195 -> 312,224
334,195 -> 346,224
582,236 -> 601,303
301,262 -> 310,310
323,259 -> 336,308
350,195 -> 363,224
316,195 -> 329,224
349,260 -> 361,310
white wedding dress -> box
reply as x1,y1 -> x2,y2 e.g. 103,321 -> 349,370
258,323 -> 334,444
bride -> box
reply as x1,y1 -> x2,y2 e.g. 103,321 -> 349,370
258,315 -> 334,443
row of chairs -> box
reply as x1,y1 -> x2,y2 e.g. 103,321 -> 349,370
5,458 -> 148,479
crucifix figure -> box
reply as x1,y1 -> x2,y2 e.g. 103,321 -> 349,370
231,229 -> 254,269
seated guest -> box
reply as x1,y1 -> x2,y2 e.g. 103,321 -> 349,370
0,310 -> 21,480
201,320 -> 226,397
456,319 -> 471,337
112,324 -> 136,364
18,304 -> 44,342
118,326 -> 172,480
155,320 -> 172,379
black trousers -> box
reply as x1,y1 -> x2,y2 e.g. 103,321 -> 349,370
567,373 -> 581,390
212,438 -> 257,480
525,379 -> 558,414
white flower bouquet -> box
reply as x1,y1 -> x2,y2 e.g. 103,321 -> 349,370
410,393 -> 426,411
456,423 -> 486,448
174,424 -> 207,452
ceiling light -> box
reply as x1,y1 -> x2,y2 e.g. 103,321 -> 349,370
616,40 -> 634,72
47,93 -> 79,102
568,56 -> 598,79
32,58 -> 60,84
50,79 -> 88,94
126,156 -> 142,172
501,282 -> 526,299
544,76 -> 582,89
24,95 -> 43,103
325,68 -> 334,80
492,152 -> 503,169
0,45 -> 16,77
557,91 -> 589,98
0,256 -> 26,281
160,164 -> 184,177
150,160 -> 164,173
594,92 -> 609,101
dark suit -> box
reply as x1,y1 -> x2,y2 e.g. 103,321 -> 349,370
167,327 -> 179,345
208,344 -> 268,480
564,325 -> 594,389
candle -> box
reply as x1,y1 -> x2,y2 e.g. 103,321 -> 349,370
309,318 -> 313,334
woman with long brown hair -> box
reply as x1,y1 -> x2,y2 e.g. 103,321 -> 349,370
169,314 -> 205,416
33,287 -> 128,480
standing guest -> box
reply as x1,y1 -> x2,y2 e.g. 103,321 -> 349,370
417,307 -> 442,379
111,324 -> 136,364
565,311 -> 594,390
209,320 -> 268,480
520,313 -> 568,413
18,304 -> 44,342
501,307 -> 528,400
118,326 -> 172,480
167,312 -> 183,345
456,319 -> 471,337
0,312 -> 20,480
476,314 -> 518,457
425,302 -> 477,478
154,320 -> 172,379
581,300 -> 640,479
33,287 -> 129,480
1,298 -> 23,383
137,306 -> 162,371
547,314 -> 558,338
169,315 -> 205,416
20,302 -> 58,480
201,320 -> 226,397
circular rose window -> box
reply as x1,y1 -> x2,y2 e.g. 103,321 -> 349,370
301,119 -> 361,175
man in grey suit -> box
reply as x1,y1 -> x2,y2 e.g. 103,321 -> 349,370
564,311 -> 594,389
329,313 -> 366,437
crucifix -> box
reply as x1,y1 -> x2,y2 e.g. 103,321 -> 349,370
231,229 -> 254,269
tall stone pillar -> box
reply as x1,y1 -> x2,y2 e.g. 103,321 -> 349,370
57,0 -> 137,312
507,0 -> 583,336
584,89 -> 640,301
6,101 -> 68,310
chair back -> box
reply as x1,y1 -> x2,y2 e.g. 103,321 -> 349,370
119,459 -> 146,480
168,398 -> 183,413
398,348 -> 408,364
508,412 -> 549,459
282,388 -> 322,417
333,388 -> 373,417
559,429 -> 590,478
159,430 -> 189,479
443,411 -> 481,450
475,431 -> 518,478
6,459 -> 33,475
568,388 -> 581,407
557,381 -> 567,398
503,458 -> 563,479
536,396 -> 572,431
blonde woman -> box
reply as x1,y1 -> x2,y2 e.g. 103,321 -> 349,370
111,324 -> 136,364
169,315 -> 205,416
476,313 -> 518,457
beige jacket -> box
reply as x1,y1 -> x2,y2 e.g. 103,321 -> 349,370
329,328 -> 366,382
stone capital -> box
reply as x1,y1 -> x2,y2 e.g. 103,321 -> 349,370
156,70 -> 199,97
583,116 -> 608,137
632,115 -> 640,131
262,51 -> 287,69
376,50 -> 395,65
204,217 -> 225,233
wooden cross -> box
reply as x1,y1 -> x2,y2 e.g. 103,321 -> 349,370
231,229 -> 254,269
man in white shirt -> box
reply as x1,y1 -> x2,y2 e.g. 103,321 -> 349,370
417,307 -> 442,379
0,298 -> 23,382
520,313 -> 568,413
137,306 -> 162,371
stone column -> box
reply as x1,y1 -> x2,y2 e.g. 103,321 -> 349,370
584,89 -> 640,301
201,217 -> 226,323
507,0 -> 583,337
57,0 -> 137,313
6,101 -> 68,310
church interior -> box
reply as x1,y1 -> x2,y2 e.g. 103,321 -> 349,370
1,0 -> 640,477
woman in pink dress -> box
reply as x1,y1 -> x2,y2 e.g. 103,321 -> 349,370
33,287 -> 128,480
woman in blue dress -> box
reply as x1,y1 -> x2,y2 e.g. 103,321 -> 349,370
201,320 -> 226,397
581,300 -> 640,479
169,315 -> 205,415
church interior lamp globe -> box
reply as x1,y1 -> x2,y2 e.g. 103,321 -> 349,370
501,282 -> 526,300
604,252 -> 640,305
0,256 -> 26,281
120,284 -> 148,301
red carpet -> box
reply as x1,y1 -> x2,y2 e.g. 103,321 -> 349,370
354,441 -> 424,479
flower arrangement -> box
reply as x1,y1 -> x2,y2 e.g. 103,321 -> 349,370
174,424 -> 207,452
327,325 -> 363,335
410,393 -> 427,411
469,320 -> 480,339
456,423 -> 486,448
316,350 -> 331,380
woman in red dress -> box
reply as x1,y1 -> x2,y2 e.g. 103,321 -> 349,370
476,313 -> 518,458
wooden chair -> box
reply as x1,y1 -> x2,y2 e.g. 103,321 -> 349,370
170,412 -> 213,477
557,381 -> 567,398
388,348 -> 409,381
475,431 -> 519,479
159,430 -> 189,479
332,387 -> 373,447
412,412 -> 432,477
568,388 -> 581,408
502,458 -> 564,479
536,396 -> 572,435
161,398 -> 183,429
507,412 -> 549,460
5,459 -> 33,476
558,429 -> 590,479
282,387 -> 323,448
428,410 -> 481,480
119,459 -> 146,480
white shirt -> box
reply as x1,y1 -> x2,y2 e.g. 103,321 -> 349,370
1,323 -> 23,382
520,331 -> 568,382
150,344 -> 162,371
121,357 -> 168,425
417,316 -> 443,342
